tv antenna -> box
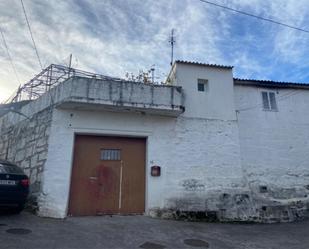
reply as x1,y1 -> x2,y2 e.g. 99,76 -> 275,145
150,65 -> 155,83
169,29 -> 176,66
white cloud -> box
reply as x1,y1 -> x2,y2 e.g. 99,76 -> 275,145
0,0 -> 308,102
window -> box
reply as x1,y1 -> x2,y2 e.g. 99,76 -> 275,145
261,91 -> 278,111
197,79 -> 208,92
101,149 -> 121,160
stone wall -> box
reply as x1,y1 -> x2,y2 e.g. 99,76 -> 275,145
0,108 -> 53,207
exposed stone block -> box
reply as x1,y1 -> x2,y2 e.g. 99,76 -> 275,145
259,186 -> 268,193
37,151 -> 48,161
0,108 -> 52,213
36,138 -> 47,147
15,149 -> 25,162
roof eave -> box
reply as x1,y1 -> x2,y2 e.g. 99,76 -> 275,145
234,78 -> 309,90
175,60 -> 233,69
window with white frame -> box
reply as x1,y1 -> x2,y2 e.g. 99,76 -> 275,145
261,91 -> 278,111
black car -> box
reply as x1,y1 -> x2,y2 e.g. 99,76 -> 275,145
0,159 -> 29,213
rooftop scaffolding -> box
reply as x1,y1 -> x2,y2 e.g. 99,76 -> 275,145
3,64 -> 125,104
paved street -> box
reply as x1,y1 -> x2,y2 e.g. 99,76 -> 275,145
0,211 -> 309,249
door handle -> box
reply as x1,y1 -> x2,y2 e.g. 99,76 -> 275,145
89,176 -> 98,180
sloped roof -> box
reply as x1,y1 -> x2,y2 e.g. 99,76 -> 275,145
175,60 -> 233,69
169,60 -> 309,90
234,78 -> 309,89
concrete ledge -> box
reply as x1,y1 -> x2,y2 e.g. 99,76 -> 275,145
55,77 -> 184,116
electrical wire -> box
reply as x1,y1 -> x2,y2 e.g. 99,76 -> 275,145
237,89 -> 302,112
0,26 -> 21,85
197,0 -> 309,111
237,90 -> 298,112
199,0 -> 309,34
20,0 -> 43,70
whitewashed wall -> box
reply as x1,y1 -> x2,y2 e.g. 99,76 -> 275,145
7,62 -> 309,222
234,85 -> 309,197
38,63 -> 245,219
38,109 -> 244,218
171,63 -> 236,120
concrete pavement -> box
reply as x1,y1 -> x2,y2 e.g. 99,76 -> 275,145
0,212 -> 309,249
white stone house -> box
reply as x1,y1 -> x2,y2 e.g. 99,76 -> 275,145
1,60 -> 309,223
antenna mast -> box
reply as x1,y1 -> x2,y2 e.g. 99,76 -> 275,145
169,29 -> 176,66
68,53 -> 72,69
150,65 -> 155,83
68,53 -> 72,77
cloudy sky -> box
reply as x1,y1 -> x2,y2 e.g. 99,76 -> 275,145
0,0 -> 309,102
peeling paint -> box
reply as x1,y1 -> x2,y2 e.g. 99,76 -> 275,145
181,179 -> 205,191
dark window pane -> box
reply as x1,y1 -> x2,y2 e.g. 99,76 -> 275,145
101,149 -> 121,160
198,83 -> 205,91
262,91 -> 270,110
269,92 -> 277,110
197,79 -> 208,92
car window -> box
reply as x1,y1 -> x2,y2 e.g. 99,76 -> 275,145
0,163 -> 24,174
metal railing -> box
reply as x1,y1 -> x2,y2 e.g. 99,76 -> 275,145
3,64 -> 126,104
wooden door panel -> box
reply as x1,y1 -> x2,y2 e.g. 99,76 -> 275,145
96,163 -> 120,214
68,135 -> 146,216
121,139 -> 146,214
68,136 -> 100,216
